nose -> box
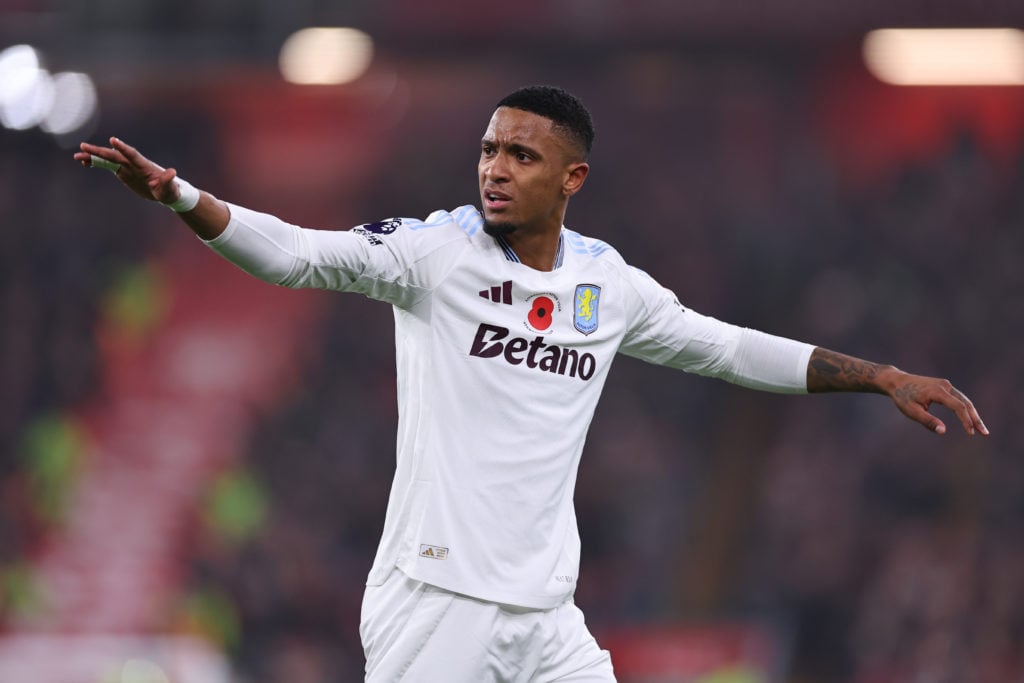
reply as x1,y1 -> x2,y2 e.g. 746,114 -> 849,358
484,152 -> 510,183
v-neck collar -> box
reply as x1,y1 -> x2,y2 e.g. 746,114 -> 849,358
494,232 -> 565,271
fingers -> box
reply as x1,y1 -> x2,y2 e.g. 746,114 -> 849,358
76,137 -> 149,167
918,380 -> 989,436
893,375 -> 989,436
76,140 -> 129,169
947,386 -> 989,436
903,400 -> 947,435
110,136 -> 141,163
89,155 -> 121,173
74,143 -> 108,167
76,141 -> 106,157
75,137 -> 169,202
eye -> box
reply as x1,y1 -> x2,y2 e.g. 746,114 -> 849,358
481,143 -> 495,157
515,151 -> 531,162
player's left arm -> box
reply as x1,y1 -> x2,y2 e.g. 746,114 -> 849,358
806,347 -> 989,436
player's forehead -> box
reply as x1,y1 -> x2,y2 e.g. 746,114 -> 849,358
482,107 -> 558,147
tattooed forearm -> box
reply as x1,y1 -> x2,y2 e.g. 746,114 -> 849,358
807,347 -> 892,394
803,348 -> 988,435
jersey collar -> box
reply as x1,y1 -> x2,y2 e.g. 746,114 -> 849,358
495,232 -> 565,270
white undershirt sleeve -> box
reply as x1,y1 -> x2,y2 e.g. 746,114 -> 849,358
721,326 -> 814,394
620,266 -> 813,394
202,203 -> 314,286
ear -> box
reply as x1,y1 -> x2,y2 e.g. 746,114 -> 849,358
562,162 -> 590,197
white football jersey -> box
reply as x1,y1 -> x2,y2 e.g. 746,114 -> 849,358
206,203 -> 813,609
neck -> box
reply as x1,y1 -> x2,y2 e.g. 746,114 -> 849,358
502,229 -> 561,271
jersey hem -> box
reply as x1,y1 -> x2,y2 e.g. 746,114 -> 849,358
392,559 -> 573,610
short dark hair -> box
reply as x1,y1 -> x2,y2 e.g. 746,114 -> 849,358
496,85 -> 595,159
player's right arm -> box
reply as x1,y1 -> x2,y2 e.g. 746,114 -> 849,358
74,137 -> 229,240
75,137 -> 468,308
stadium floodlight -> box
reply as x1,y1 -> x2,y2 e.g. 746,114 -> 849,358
40,72 -> 98,136
863,28 -> 1024,86
0,44 -> 52,130
0,45 -> 41,107
0,45 -> 100,140
279,27 -> 374,86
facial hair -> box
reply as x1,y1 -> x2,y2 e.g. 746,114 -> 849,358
483,220 -> 518,238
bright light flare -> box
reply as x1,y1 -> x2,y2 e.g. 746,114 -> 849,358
864,28 -> 1024,86
40,72 -> 98,135
0,44 -> 100,137
0,44 -> 53,129
279,27 -> 374,85
0,44 -> 41,103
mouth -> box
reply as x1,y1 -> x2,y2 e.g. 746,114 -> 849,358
483,189 -> 512,211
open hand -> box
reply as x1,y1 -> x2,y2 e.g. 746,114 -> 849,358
74,137 -> 181,205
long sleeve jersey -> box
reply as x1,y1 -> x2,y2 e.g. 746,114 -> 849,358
204,204 -> 814,609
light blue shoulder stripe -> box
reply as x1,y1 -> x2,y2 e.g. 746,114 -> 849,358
564,228 -> 612,258
407,216 -> 450,230
451,204 -> 483,236
401,205 -> 479,233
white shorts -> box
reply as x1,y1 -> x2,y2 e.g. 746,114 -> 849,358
360,569 -> 616,682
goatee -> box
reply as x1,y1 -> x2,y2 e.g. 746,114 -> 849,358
483,220 -> 518,238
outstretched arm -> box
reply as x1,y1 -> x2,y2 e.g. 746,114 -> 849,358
74,137 -> 229,240
806,347 -> 988,436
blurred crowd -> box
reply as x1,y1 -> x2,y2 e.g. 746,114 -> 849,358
2,55 -> 1021,683
736,126 -> 1024,682
0,125 -> 166,585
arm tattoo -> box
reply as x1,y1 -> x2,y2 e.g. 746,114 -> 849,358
807,348 -> 888,394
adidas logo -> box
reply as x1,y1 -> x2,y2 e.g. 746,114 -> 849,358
479,280 -> 513,305
419,544 -> 449,560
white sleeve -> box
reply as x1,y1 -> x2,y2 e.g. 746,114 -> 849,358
619,266 -> 813,394
202,203 -> 466,309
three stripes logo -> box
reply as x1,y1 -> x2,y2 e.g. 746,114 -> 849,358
419,544 -> 449,560
479,280 -> 513,305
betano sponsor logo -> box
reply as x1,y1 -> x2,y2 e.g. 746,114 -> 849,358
469,323 -> 596,381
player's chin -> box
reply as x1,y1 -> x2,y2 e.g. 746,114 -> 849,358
485,222 -> 520,240
483,219 -> 518,238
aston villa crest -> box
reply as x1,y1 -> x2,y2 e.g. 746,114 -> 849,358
573,284 -> 600,335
